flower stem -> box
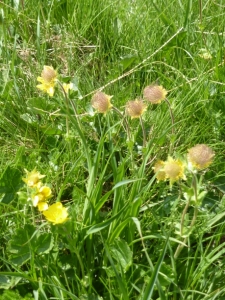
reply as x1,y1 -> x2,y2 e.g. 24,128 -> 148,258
174,174 -> 199,259
58,81 -> 70,137
139,116 -> 146,148
112,106 -> 131,141
165,98 -> 175,154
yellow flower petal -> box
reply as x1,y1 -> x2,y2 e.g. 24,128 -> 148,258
43,202 -> 69,225
31,186 -> 52,207
153,160 -> 166,181
36,66 -> 57,97
37,202 -> 49,212
22,168 -> 45,188
164,157 -> 186,184
63,83 -> 73,94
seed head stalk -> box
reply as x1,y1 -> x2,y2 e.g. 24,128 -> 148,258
139,116 -> 146,148
174,174 -> 199,260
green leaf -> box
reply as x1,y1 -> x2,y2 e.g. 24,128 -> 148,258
8,225 -> 53,266
0,166 -> 22,204
108,218 -> 131,243
86,203 -> 128,235
0,166 -> 22,194
36,233 -> 54,254
26,98 -> 54,114
212,177 -> 225,193
112,178 -> 143,190
120,55 -> 138,71
143,236 -> 169,300
0,275 -> 21,289
40,125 -> 63,135
1,193 -> 15,204
207,211 -> 225,228
20,113 -> 37,125
110,238 -> 133,272
158,263 -> 175,287
8,224 -> 36,266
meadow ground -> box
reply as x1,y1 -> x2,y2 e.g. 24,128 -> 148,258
0,0 -> 225,299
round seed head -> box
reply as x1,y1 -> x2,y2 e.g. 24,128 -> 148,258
187,144 -> 215,170
126,99 -> 147,119
91,91 -> 113,113
143,85 -> 167,104
41,66 -> 57,83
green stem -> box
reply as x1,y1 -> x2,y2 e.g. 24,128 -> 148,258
180,198 -> 190,237
174,174 -> 199,259
112,106 -> 131,141
139,116 -> 146,148
112,106 -> 135,168
58,81 -> 92,172
165,98 -> 175,155
58,81 -> 70,137
75,249 -> 85,279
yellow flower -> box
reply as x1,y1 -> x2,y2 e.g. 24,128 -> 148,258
126,100 -> 147,119
164,157 -> 186,184
22,168 -> 45,188
37,66 -> 58,97
43,202 -> 69,225
153,160 -> 166,181
91,91 -> 113,113
37,202 -> 49,212
143,85 -> 167,104
31,186 -> 52,207
62,83 -> 73,94
187,144 -> 215,170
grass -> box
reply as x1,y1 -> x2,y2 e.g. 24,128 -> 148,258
0,0 -> 225,299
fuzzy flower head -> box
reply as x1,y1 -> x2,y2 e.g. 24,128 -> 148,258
43,202 -> 69,225
153,160 -> 166,181
91,91 -> 113,113
23,169 -> 45,188
37,66 -> 58,97
126,99 -> 147,119
143,84 -> 167,104
31,186 -> 52,207
164,157 -> 186,184
187,144 -> 215,170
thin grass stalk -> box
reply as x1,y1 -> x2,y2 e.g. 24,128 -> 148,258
174,174 -> 199,259
112,106 -> 131,141
82,28 -> 184,100
139,116 -> 146,148
165,98 -> 175,134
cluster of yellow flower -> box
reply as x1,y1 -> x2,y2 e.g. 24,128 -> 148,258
22,169 -> 69,225
36,65 -> 167,119
91,84 -> 167,117
153,144 -> 215,185
35,66 -> 215,186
